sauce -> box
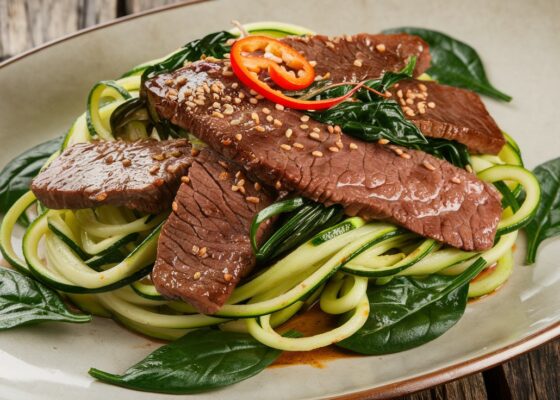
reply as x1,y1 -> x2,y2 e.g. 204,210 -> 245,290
272,306 -> 359,368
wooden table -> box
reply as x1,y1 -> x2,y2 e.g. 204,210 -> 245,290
0,1 -> 558,399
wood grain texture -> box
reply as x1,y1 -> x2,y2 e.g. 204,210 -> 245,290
0,2 -> 558,400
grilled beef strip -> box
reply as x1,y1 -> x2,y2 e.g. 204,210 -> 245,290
31,139 -> 192,214
152,148 -> 275,313
145,61 -> 502,251
282,34 -> 505,154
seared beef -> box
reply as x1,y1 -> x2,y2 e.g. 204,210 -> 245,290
152,149 -> 275,314
282,33 -> 431,80
31,139 -> 192,214
145,61 -> 502,251
283,34 -> 504,154
388,79 -> 505,154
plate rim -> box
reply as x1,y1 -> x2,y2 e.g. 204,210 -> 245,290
1,1 -> 558,398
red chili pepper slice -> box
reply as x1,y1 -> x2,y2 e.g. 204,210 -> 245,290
230,36 -> 361,111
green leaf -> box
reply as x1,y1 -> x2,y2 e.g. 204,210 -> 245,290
524,157 -> 560,264
0,267 -> 91,330
337,258 -> 486,354
383,27 -> 512,102
89,329 -> 296,394
0,136 -> 63,213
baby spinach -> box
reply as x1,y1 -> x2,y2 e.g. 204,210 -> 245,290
383,27 -> 512,102
337,257 -> 486,354
89,329 -> 296,394
0,135 -> 62,214
0,267 -> 91,330
524,157 -> 560,264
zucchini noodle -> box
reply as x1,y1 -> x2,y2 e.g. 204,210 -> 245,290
0,21 -> 540,356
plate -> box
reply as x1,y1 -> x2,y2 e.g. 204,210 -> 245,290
0,0 -> 559,399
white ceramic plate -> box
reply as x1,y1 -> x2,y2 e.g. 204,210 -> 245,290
1,0 -> 559,399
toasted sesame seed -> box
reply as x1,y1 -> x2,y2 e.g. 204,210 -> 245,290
255,125 -> 266,132
237,179 -> 245,187
406,98 -> 414,105
96,192 -> 107,201
251,113 -> 260,123
154,178 -> 165,187
345,34 -> 353,42
231,185 -> 239,192
378,138 -> 390,145
192,245 -> 200,254
272,119 -> 282,127
394,148 -> 404,155
233,97 -> 242,104
418,83 -> 428,92
334,125 -> 342,134
353,59 -> 363,67
254,182 -> 261,191
397,89 -> 403,98
149,165 -> 159,175
193,271 -> 201,280
152,153 -> 164,161
210,84 -> 221,93
329,146 -> 339,153
238,92 -> 246,99
212,111 -> 224,118
405,109 -> 416,117
309,132 -> 321,141
191,148 -> 200,157
275,103 -> 285,111
181,176 -> 190,184
122,159 -> 131,167
423,160 -> 436,171
165,79 -> 174,86
285,128 -> 293,138
218,172 -> 229,181
249,98 -> 258,104
349,143 -> 358,150
327,125 -> 334,134
222,70 -> 234,77
400,153 -> 411,159
293,142 -> 304,149
451,177 -> 461,184
166,164 -> 179,173
428,102 -> 436,109
223,105 -> 234,115
336,140 -> 343,149
300,115 -> 310,122
376,43 -> 386,52
224,273 -> 233,282
262,107 -> 271,114
172,201 -> 178,211
186,101 -> 196,108
235,133 -> 242,141
194,99 -> 205,106
198,246 -> 208,258
275,181 -> 282,190
312,151 -> 323,157
466,165 -> 474,173
246,196 -> 260,204
266,115 -> 274,122
212,101 -> 221,109
231,118 -> 242,126
326,41 -> 335,49
300,124 -> 309,130
232,82 -> 239,89
280,144 -> 292,151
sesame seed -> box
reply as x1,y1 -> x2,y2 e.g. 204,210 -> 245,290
172,201 -> 178,211
266,115 -> 274,122
223,105 -> 234,115
309,60 -> 317,67
397,90 -> 403,98
238,92 -> 245,99
193,271 -> 201,280
198,247 -> 208,258
334,125 -> 342,134
232,82 -> 239,89
249,98 -> 258,104
212,111 -> 224,118
376,43 -> 386,52
329,146 -> 339,153
293,142 -> 304,149
231,185 -> 239,192
451,177 -> 461,184
466,165 -> 474,173
96,192 -> 107,201
378,138 -> 390,145
237,179 -> 245,187
349,143 -> 358,150
194,99 -> 205,106
309,132 -> 321,141
394,148 -> 404,155
273,119 -> 283,127
186,101 -> 196,108
221,138 -> 232,146
275,181 -> 282,190
224,273 -> 233,282
152,153 -> 164,161
326,41 -> 335,49
192,245 -> 200,254
254,182 -> 261,191
122,159 -> 131,167
423,160 -> 436,171
300,124 -> 309,130
280,144 -> 292,151
336,140 -> 343,149
222,70 -> 234,77
154,178 -> 165,186
235,133 -> 242,141
300,115 -> 310,122
345,34 -> 353,42
230,118 -> 242,125
418,83 -> 428,92
312,151 -> 323,157
234,98 -> 242,104
181,176 -> 190,184
405,109 -> 416,117
255,126 -> 266,132
353,59 -> 363,67
406,98 -> 414,105
218,172 -> 229,181
428,102 -> 436,109
149,165 -> 159,175
400,153 -> 411,159
285,128 -> 293,138
166,164 -> 179,173
251,113 -> 260,123
275,104 -> 285,111
212,101 -> 221,108
262,107 -> 271,114
246,196 -> 260,204
211,83 -> 221,93
327,125 -> 334,134
165,79 -> 174,86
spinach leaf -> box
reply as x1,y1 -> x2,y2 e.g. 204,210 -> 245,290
383,27 -> 511,102
89,329 -> 295,394
337,257 -> 486,354
142,31 -> 235,82
0,136 -> 63,213
524,157 -> 560,264
0,267 -> 91,329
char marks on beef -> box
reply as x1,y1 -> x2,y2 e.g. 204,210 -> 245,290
282,34 -> 505,154
152,149 -> 275,314
31,139 -> 192,213
145,60 -> 502,251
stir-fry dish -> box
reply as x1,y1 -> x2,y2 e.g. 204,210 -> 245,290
1,22 -> 559,394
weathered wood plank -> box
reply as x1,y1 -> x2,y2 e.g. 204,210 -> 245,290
78,0 -> 118,29
124,0 -> 183,15
432,373 -> 488,400
528,340 -> 559,400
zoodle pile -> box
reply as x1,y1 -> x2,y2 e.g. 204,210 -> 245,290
0,22 -> 554,394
